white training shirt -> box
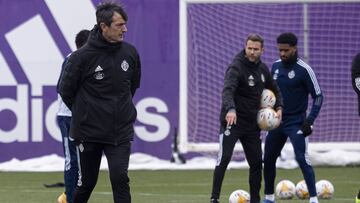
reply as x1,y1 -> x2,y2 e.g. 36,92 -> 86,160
57,94 -> 72,116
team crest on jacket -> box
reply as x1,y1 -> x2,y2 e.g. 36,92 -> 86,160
248,75 -> 255,86
94,65 -> 104,80
288,70 -> 295,79
224,129 -> 230,136
355,77 -> 360,90
261,74 -> 265,83
121,60 -> 129,71
224,126 -> 231,136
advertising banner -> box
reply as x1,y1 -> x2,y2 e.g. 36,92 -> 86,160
0,0 -> 179,162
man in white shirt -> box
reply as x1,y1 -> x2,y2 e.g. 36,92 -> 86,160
56,29 -> 90,203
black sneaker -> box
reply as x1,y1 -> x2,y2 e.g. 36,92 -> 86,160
210,198 -> 219,203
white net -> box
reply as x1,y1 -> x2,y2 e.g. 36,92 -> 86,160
180,1 -> 360,153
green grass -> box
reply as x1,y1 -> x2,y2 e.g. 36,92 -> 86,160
0,166 -> 358,202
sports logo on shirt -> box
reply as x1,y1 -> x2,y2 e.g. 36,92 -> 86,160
121,60 -> 129,71
288,70 -> 295,79
94,65 -> 104,80
94,65 -> 103,72
261,74 -> 265,83
248,75 -> 255,86
273,69 -> 279,80
79,143 -> 84,152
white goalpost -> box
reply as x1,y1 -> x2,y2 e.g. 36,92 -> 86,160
179,0 -> 360,154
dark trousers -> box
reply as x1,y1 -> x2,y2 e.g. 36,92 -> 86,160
211,125 -> 262,203
263,120 -> 317,197
73,141 -> 132,203
57,116 -> 78,203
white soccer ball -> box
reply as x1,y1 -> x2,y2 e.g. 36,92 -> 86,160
295,180 -> 309,199
260,89 -> 276,108
275,180 -> 296,199
316,180 -> 334,199
229,189 -> 250,203
257,108 -> 280,131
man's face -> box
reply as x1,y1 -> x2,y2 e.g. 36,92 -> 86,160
101,12 -> 127,43
245,40 -> 263,63
278,43 -> 296,62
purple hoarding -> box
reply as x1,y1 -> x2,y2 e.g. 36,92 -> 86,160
0,0 -> 179,162
1,0 -> 360,163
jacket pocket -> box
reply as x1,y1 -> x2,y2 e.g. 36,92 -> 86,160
115,97 -> 137,131
79,98 -> 114,137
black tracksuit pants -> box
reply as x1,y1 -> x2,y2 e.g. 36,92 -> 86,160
73,141 -> 131,203
211,125 -> 262,203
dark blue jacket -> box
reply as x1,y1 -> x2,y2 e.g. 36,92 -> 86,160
271,58 -> 323,124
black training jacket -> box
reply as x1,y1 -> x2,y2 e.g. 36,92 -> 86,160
58,25 -> 141,145
220,50 -> 283,132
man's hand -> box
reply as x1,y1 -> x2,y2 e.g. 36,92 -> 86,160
226,109 -> 237,127
301,120 -> 313,137
275,108 -> 282,121
275,108 -> 282,128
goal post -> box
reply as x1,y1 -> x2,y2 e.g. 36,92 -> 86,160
179,0 -> 360,153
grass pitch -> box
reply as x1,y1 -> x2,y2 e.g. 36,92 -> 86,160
0,166 -> 358,202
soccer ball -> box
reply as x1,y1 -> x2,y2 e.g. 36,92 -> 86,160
229,189 -> 250,203
295,180 -> 309,199
316,180 -> 334,199
257,108 -> 280,130
260,89 -> 276,108
275,180 -> 296,199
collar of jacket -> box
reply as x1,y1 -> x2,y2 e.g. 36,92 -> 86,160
281,51 -> 298,68
236,49 -> 262,69
87,25 -> 123,52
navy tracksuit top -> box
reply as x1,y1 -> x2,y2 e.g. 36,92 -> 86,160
271,58 -> 323,124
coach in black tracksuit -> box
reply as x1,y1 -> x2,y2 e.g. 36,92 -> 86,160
58,3 -> 141,203
210,34 -> 283,203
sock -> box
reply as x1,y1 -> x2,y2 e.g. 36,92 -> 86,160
265,194 -> 275,201
309,196 -> 318,203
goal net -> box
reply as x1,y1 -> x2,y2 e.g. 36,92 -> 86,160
179,0 -> 360,153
